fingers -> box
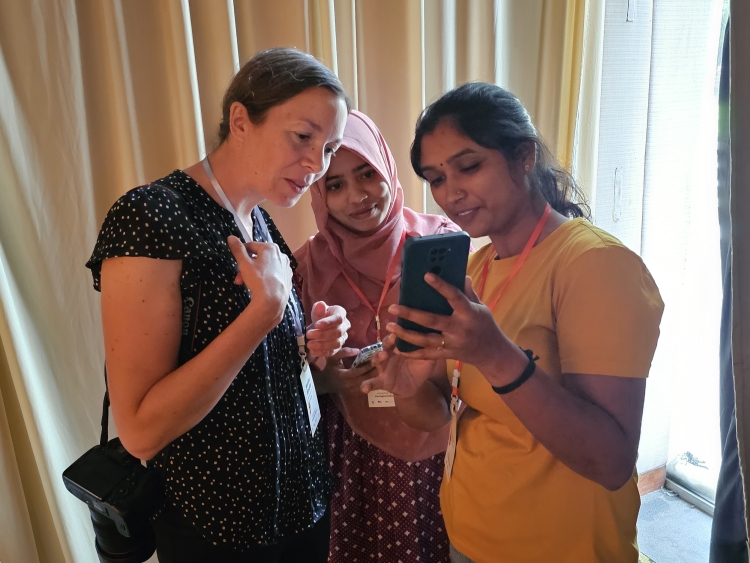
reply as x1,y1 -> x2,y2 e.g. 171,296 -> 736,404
386,303 -> 449,333
306,338 -> 347,357
306,304 -> 351,357
424,272 -> 470,311
345,364 -> 377,378
385,322 -> 447,354
381,333 -> 397,352
360,373 -> 386,394
227,235 -> 251,263
306,325 -> 348,343
310,301 -> 328,324
330,347 -> 360,360
243,240 -> 274,255
464,276 -> 481,304
311,304 -> 350,330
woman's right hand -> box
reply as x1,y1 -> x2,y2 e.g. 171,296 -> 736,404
314,349 -> 374,395
228,236 -> 292,330
362,334 -> 437,398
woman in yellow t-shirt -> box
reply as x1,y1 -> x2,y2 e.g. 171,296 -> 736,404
362,83 -> 664,563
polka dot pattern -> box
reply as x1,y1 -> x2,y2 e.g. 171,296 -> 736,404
86,170 -> 331,552
325,399 -> 450,562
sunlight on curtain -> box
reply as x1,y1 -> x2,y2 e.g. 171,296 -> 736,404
0,1 -> 585,561
639,0 -> 725,501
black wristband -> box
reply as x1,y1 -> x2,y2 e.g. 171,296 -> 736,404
491,349 -> 539,395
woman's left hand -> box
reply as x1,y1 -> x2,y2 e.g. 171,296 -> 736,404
385,274 -> 517,378
306,301 -> 351,357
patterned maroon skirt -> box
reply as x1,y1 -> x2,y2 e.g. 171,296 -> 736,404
325,399 -> 450,562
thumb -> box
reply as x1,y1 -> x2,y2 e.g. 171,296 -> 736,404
331,347 -> 360,360
227,236 -> 251,264
464,275 -> 481,304
360,373 -> 385,394
311,301 -> 328,323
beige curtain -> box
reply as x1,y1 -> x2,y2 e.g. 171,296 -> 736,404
0,1 -> 587,561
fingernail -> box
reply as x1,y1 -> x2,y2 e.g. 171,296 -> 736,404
388,305 -> 398,314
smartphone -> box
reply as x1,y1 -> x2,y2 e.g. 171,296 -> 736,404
352,342 -> 383,368
396,231 -> 471,353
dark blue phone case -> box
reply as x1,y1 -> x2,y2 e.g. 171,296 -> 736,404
396,231 -> 471,353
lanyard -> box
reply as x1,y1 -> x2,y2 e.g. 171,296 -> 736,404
202,157 -> 307,362
451,203 -> 552,400
202,157 -> 253,243
340,230 -> 407,342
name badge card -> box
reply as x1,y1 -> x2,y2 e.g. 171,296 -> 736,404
300,361 -> 321,435
368,390 -> 396,408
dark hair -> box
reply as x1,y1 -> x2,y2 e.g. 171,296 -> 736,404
218,47 -> 351,144
410,82 -> 589,219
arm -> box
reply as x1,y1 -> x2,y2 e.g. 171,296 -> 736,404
312,352 -> 450,461
336,375 -> 450,461
363,338 -> 452,436
383,273 -> 652,491
102,237 -> 289,460
476,345 -> 645,490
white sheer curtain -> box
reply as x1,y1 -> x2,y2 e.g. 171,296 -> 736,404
576,0 -> 726,497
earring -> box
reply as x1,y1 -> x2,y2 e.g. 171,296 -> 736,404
525,165 -> 531,171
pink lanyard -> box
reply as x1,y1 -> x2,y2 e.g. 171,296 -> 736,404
451,203 -> 552,400
340,230 -> 407,342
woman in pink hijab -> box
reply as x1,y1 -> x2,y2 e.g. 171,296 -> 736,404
295,110 -> 458,562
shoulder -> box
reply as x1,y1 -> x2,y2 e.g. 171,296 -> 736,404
552,220 -> 648,275
86,179 -> 197,290
403,208 -> 462,237
551,220 -> 663,316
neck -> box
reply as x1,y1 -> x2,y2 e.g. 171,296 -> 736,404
488,196 -> 559,259
185,142 -> 263,219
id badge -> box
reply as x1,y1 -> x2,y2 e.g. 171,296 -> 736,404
368,390 -> 395,408
300,361 -> 321,435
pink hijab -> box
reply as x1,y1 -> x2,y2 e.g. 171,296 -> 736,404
294,110 -> 460,348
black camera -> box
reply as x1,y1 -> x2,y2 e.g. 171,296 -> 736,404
63,437 -> 162,563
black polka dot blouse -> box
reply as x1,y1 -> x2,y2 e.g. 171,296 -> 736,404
86,170 -> 331,551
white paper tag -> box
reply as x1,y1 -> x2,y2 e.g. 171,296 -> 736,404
300,361 -> 320,435
444,398 -> 460,479
368,389 -> 396,408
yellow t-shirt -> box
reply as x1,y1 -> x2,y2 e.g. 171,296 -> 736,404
441,219 -> 664,563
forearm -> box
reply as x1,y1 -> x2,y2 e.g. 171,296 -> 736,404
480,349 -> 637,490
114,303 -> 274,459
393,381 -> 451,433
334,392 -> 449,461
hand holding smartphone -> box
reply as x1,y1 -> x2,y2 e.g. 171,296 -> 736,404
352,342 -> 383,368
395,231 -> 471,353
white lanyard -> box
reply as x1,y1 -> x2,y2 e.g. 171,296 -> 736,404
202,157 -> 320,434
202,157 -> 253,243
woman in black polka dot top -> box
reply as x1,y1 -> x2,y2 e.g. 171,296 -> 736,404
86,48 -> 351,562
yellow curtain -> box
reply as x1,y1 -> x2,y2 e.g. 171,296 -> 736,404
0,1 -> 587,561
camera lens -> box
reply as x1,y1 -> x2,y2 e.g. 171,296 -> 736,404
90,509 -> 156,563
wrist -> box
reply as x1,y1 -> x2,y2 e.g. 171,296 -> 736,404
476,338 -> 528,388
243,295 -> 283,333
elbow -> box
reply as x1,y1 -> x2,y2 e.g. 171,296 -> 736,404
601,471 -> 634,491
118,428 -> 165,461
599,458 -> 637,491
